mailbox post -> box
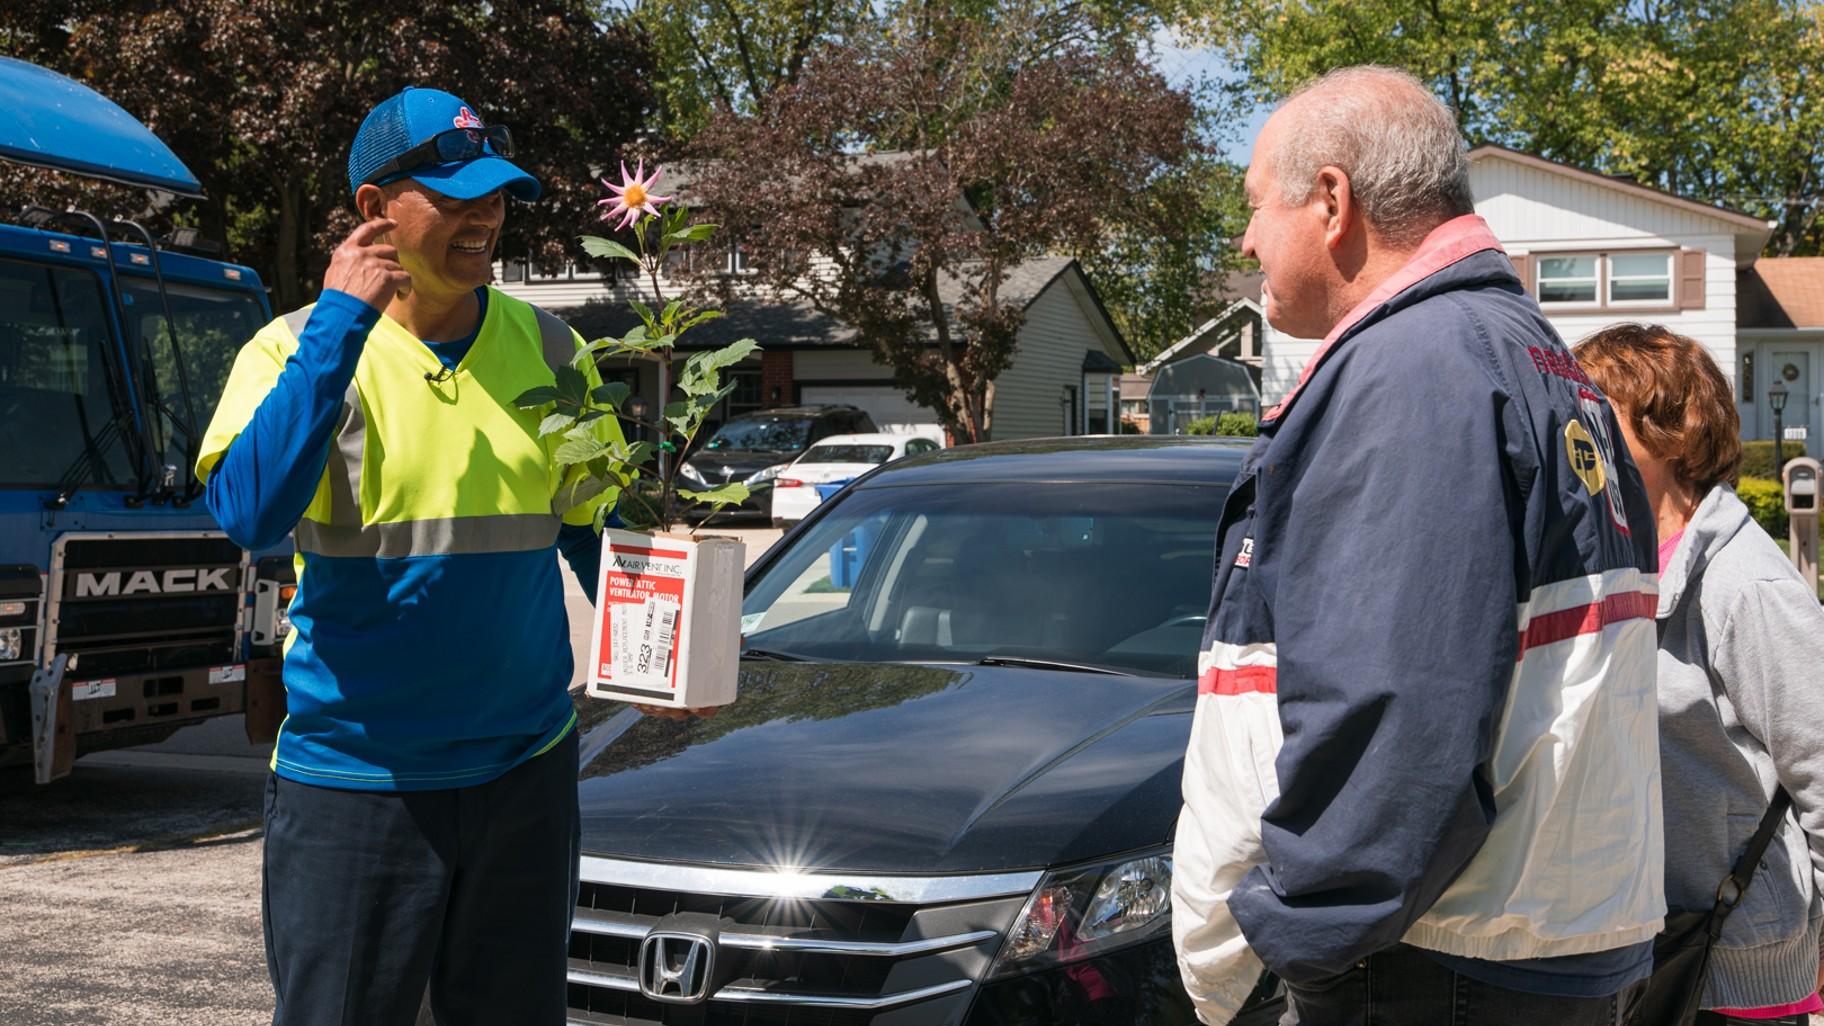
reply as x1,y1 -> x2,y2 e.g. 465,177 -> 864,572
1783,457 -> 1821,592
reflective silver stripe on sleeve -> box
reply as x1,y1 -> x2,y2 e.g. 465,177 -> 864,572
294,513 -> 561,558
530,304 -> 577,374
281,305 -> 313,339
321,381 -> 364,528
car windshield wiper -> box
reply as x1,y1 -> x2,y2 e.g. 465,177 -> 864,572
741,647 -> 807,662
975,656 -> 1134,676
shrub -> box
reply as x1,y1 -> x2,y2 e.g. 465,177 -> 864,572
1184,415 -> 1217,435
1740,440 -> 1782,481
1737,477 -> 1789,539
1216,412 -> 1260,437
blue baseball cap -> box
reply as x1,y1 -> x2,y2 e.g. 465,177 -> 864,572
347,87 -> 540,201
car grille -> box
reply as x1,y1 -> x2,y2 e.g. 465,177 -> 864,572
47,533 -> 245,679
567,857 -> 1037,1026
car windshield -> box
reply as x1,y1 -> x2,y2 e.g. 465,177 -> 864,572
742,478 -> 1225,677
706,415 -> 813,453
800,444 -> 894,465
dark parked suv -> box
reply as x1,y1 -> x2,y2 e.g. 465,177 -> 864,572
678,405 -> 877,514
566,437 -> 1284,1025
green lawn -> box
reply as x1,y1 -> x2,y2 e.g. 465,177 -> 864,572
1772,539 -> 1824,602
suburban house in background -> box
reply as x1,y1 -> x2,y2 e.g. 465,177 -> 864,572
491,194 -> 1131,443
1121,270 -> 1265,434
1257,144 -> 1818,456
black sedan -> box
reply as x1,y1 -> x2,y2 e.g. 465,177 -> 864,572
566,436 -> 1282,1026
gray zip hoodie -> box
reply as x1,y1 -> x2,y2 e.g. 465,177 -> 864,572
1657,484 -> 1824,1009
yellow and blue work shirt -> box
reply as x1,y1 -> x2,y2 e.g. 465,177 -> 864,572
198,287 -> 621,791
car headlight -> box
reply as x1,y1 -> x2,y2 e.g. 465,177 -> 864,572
679,462 -> 709,486
0,627 -> 20,662
746,464 -> 788,486
988,850 -> 1173,978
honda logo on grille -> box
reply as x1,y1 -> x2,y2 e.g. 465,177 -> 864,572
638,932 -> 715,1004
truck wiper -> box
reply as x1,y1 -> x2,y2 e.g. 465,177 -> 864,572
975,656 -> 1134,676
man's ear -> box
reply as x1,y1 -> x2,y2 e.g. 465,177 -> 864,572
353,183 -> 388,221
1315,166 -> 1355,252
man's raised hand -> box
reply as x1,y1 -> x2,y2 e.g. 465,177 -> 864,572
324,217 -> 410,311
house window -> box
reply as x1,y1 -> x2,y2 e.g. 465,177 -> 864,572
721,243 -> 752,275
1534,251 -> 1676,307
1537,255 -> 1599,304
1608,252 -> 1672,304
726,369 -> 764,415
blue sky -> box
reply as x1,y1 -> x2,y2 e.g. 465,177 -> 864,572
1150,29 -> 1270,164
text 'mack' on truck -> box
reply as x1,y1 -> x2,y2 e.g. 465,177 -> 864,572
0,57 -> 293,784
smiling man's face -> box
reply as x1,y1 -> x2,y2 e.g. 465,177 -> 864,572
374,182 -> 505,299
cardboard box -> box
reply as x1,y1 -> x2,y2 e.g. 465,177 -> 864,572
586,530 -> 745,707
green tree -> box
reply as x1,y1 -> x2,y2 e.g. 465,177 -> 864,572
686,9 -> 1203,443
0,1 -> 654,308
1180,0 -> 1824,255
603,0 -> 874,137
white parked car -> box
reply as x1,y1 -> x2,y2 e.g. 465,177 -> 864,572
769,432 -> 943,526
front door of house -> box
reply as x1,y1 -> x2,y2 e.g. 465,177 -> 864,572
1763,349 -> 1819,459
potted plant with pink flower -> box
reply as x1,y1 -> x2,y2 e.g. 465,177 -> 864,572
514,160 -> 759,534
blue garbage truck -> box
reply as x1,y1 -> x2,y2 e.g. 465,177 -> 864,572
0,57 -> 294,783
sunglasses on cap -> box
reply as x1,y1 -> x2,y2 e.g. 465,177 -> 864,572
361,125 -> 515,187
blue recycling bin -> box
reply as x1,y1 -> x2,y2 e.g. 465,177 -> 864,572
816,479 -> 879,589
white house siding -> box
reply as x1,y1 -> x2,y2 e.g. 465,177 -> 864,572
991,278 -> 1122,439
1256,157 -> 1752,409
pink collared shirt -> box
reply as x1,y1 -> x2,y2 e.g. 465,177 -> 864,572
1267,214 -> 1507,423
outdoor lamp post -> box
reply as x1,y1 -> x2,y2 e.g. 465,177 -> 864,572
627,395 -> 650,443
1770,379 -> 1790,476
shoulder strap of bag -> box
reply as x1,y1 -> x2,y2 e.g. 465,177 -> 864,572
1710,787 -> 1793,935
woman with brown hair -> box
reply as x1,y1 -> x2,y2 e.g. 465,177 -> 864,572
1576,323 -> 1824,1026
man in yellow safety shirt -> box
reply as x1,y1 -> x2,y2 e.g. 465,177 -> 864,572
198,86 -> 619,1025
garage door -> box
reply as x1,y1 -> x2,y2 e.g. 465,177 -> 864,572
799,384 -> 937,430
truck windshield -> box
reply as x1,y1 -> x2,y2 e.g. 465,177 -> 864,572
120,280 -> 263,479
0,257 -> 136,488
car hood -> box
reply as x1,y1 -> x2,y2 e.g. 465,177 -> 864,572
683,451 -> 793,481
576,662 -> 1194,874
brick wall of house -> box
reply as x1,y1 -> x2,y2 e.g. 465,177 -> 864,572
761,350 -> 795,407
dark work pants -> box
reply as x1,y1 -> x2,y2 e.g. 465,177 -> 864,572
1278,944 -> 1647,1026
262,731 -> 580,1026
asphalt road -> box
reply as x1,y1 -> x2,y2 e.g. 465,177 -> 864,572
0,524 -> 782,1026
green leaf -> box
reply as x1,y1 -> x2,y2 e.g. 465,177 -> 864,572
662,223 -> 719,246
620,441 -> 659,467
554,364 -> 589,405
693,338 -> 761,375
678,483 -> 751,506
513,385 -> 561,409
538,412 -> 574,438
679,309 -> 725,331
628,297 -> 656,332
578,235 -> 640,263
591,382 -> 631,408
554,437 -> 609,465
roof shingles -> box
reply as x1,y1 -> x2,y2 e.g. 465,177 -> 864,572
1740,258 -> 1824,330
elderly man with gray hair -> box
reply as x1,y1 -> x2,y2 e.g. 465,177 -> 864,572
1173,66 -> 1664,1025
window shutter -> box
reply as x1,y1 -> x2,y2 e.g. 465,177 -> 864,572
1678,249 -> 1706,309
1509,253 -> 1534,294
